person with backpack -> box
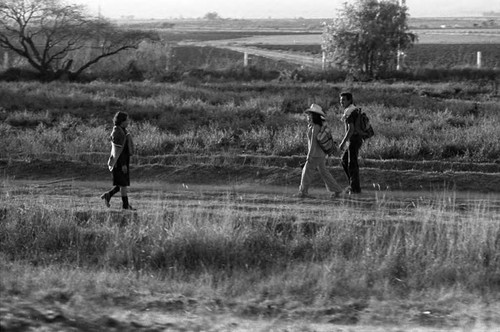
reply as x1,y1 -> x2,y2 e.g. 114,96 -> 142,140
339,92 -> 364,194
295,104 -> 343,199
100,111 -> 136,210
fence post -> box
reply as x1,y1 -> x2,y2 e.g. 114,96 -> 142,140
3,52 -> 8,70
243,52 -> 248,67
477,51 -> 482,69
322,51 -> 326,71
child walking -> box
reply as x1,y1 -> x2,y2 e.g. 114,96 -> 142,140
100,111 -> 136,210
295,104 -> 343,198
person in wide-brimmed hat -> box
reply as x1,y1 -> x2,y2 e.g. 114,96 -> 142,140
295,104 -> 343,198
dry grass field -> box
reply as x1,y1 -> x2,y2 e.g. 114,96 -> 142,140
177,27 -> 500,70
1,16 -> 500,332
2,89 -> 500,331
198,29 -> 500,45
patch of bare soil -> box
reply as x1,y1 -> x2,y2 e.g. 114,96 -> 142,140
3,293 -> 496,332
0,296 -> 372,332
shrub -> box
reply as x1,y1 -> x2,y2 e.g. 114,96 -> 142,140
0,67 -> 41,81
5,110 -> 52,127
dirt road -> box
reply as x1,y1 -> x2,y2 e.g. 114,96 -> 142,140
179,39 -> 324,68
4,176 -> 500,221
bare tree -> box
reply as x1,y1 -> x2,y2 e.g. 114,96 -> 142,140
0,0 -> 159,80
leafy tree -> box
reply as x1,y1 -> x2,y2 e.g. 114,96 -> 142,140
203,12 -> 221,20
0,0 -> 159,80
322,0 -> 416,77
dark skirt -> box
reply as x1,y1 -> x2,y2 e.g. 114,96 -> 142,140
112,165 -> 130,186
112,145 -> 130,186
111,135 -> 131,186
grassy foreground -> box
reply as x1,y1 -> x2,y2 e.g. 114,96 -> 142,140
1,181 -> 500,330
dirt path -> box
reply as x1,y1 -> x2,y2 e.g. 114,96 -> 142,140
2,158 -> 500,194
3,177 -> 500,223
179,39 -> 323,68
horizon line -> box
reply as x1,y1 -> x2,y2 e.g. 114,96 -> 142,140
108,15 -> 499,20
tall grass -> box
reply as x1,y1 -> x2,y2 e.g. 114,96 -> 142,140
0,80 -> 499,162
1,194 -> 499,299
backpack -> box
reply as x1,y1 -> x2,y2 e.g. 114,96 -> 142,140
316,124 -> 337,155
354,108 -> 375,140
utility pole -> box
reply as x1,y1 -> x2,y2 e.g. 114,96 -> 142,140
243,52 -> 248,67
3,52 -> 8,70
396,0 -> 406,70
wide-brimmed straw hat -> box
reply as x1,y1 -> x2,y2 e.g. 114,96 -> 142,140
304,103 -> 326,117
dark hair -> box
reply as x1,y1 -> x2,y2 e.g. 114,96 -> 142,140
340,92 -> 353,103
310,112 -> 324,126
113,111 -> 128,126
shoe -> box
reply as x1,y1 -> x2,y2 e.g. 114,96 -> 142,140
100,192 -> 110,208
331,191 -> 344,199
293,192 -> 309,199
342,187 -> 352,195
342,187 -> 362,195
123,205 -> 136,211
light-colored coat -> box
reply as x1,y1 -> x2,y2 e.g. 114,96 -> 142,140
298,122 -> 342,195
306,123 -> 326,159
107,125 -> 134,171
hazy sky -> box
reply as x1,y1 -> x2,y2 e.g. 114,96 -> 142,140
73,0 -> 499,19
